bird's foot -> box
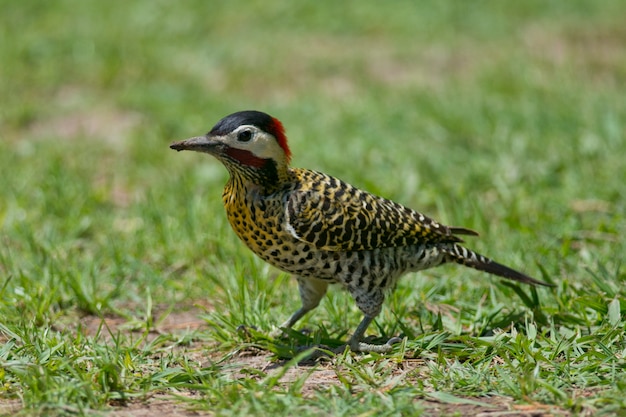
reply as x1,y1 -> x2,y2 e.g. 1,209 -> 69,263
293,344 -> 335,362
348,336 -> 403,353
269,327 -> 284,339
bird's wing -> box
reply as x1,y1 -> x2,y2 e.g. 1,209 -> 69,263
284,169 -> 478,251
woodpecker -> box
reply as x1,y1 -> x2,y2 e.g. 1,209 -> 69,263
170,110 -> 552,353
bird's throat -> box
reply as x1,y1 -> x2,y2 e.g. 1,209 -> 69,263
223,148 -> 286,191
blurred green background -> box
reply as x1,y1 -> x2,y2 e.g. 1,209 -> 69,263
1,0 -> 625,415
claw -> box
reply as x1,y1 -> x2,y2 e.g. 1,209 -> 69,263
386,336 -> 403,346
236,324 -> 258,339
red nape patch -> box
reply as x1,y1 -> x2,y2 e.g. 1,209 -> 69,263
269,117 -> 291,163
225,147 -> 269,168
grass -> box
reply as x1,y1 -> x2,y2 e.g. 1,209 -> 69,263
1,0 -> 626,415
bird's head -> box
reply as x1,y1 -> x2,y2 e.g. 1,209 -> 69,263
170,110 -> 291,186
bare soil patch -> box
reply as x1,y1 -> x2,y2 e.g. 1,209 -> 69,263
107,394 -> 208,417
0,399 -> 21,417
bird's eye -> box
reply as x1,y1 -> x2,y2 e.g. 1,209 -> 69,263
237,130 -> 253,142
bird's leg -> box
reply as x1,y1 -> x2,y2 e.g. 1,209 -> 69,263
270,276 -> 328,338
346,289 -> 401,353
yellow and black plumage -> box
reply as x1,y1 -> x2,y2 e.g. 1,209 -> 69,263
170,110 -> 552,353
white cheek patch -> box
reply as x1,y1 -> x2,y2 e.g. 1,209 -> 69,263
253,136 -> 284,160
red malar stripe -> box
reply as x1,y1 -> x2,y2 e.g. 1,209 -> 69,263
225,147 -> 268,168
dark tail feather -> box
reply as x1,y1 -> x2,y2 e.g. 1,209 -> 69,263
444,244 -> 553,287
449,226 -> 480,237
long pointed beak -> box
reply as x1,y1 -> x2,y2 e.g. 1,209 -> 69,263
170,135 -> 221,152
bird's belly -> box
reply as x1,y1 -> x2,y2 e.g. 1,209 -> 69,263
244,234 -> 339,281
252,241 -> 437,290
227,200 -> 448,288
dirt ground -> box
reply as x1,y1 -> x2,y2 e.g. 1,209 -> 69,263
1,306 -> 567,417
103,393 -> 558,417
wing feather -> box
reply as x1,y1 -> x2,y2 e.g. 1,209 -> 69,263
285,169 -> 476,251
